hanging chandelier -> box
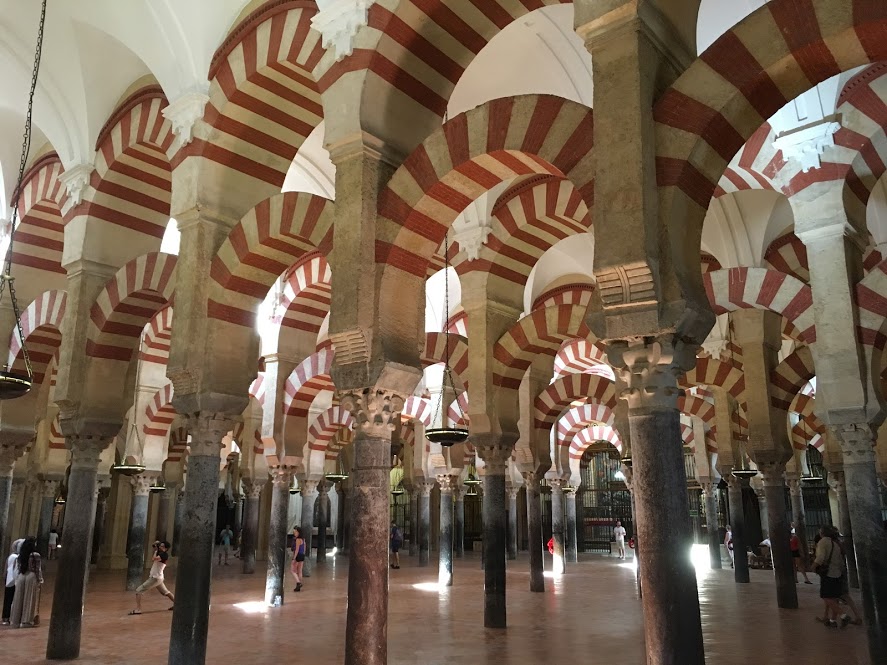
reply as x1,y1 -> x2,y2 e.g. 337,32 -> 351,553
111,423 -> 147,476
425,231 -> 469,447
0,0 -> 48,400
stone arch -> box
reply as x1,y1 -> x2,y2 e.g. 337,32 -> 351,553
763,231 -> 809,284
421,332 -> 468,388
534,372 -> 617,430
305,405 -> 353,476
284,349 -> 335,421
531,283 -> 595,313
8,289 -> 66,384
556,402 -> 616,448
678,393 -> 715,425
14,153 -> 66,277
681,357 -> 745,399
568,425 -> 622,472
402,396 -> 433,427
771,347 -> 816,411
552,338 -> 608,379
447,392 -> 469,428
140,305 -> 173,365
144,383 -> 176,438
714,123 -> 781,199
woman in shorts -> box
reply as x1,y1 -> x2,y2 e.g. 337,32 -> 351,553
291,527 -> 305,592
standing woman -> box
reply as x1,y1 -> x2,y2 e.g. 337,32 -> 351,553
291,527 -> 305,592
3,539 -> 24,625
10,537 -> 43,628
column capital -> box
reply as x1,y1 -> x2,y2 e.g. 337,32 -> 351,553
300,478 -> 320,498
131,473 -> 158,497
786,476 -> 802,495
699,481 -> 716,498
0,443 -> 27,477
67,435 -> 109,470
757,462 -> 787,488
473,433 -> 517,475
242,478 -> 265,500
41,478 -> 61,498
827,469 -> 846,493
522,471 -> 541,492
506,486 -> 521,501
725,473 -> 750,490
340,389 -> 405,438
436,474 -> 459,494
186,412 -> 240,457
832,423 -> 877,463
416,479 -> 435,497
317,479 -> 330,496
270,465 -> 295,488
607,335 -> 696,411
549,477 -> 567,494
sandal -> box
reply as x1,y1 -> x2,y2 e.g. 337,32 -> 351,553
128,610 -> 142,616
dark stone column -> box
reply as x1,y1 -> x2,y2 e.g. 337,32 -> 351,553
37,479 -> 60,557
506,487 -> 518,561
341,390 -> 404,665
608,340 -> 705,665
168,414 -> 233,665
299,480 -> 318,576
91,486 -> 108,565
155,486 -> 171,542
317,481 -> 329,563
832,470 -> 860,589
565,489 -> 578,564
726,474 -> 751,583
264,467 -> 292,605
836,425 -> 887,661
787,477 -> 810,568
408,489 -> 418,556
454,487 -> 465,558
0,444 -> 27,553
477,446 -> 509,629
550,479 -> 566,574
336,485 -> 347,551
233,493 -> 243,536
759,464 -> 798,609
46,437 -> 104,660
241,479 -> 262,574
523,471 -> 544,593
754,484 -> 769,537
702,482 -> 722,569
438,475 -> 456,586
126,475 -> 154,591
172,489 -> 185,556
340,485 -> 351,555
418,480 -> 433,567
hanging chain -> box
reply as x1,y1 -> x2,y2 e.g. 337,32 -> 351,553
2,0 -> 48,379
430,230 -> 462,428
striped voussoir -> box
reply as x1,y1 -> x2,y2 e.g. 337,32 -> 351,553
398,421 -> 416,450
307,405 -> 353,455
789,391 -> 815,420
713,123 -> 783,198
447,393 -> 469,428
493,302 -> 592,389
681,356 -> 746,399
140,305 -> 173,365
197,2 -> 324,191
791,413 -> 825,451
556,402 -> 616,448
770,346 -> 815,411
327,427 -> 353,461
568,425 -> 622,461
678,394 -> 716,426
703,267 -> 815,343
763,231 -> 809,284
679,422 -> 695,450
376,95 -> 593,280
249,374 -> 266,406
856,257 -> 887,349
552,339 -> 608,380
278,252 -> 332,336
533,372 -> 617,431
208,192 -> 334,328
422,332 -> 468,387
167,427 -> 189,463
283,348 -> 335,419
14,153 -> 66,275
401,396 -> 432,427
86,252 -> 177,361
530,283 -> 594,313
446,311 -> 468,336
732,403 -> 750,441
8,289 -> 66,384
144,383 -> 177,439
48,415 -> 65,450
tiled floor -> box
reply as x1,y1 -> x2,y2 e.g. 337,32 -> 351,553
2,553 -> 870,664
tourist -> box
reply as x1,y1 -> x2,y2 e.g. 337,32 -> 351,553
389,522 -> 403,570
47,528 -> 59,559
291,527 -> 305,592
129,541 -> 174,615
814,526 -> 845,628
9,537 -> 42,628
218,524 -> 234,565
724,525 -> 734,568
2,538 -> 23,625
790,526 -> 812,584
547,537 -> 554,555
614,520 -> 627,559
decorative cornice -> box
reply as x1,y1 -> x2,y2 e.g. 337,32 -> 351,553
94,85 -> 166,151
311,0 -> 374,62
162,91 -> 210,152
59,164 -> 94,207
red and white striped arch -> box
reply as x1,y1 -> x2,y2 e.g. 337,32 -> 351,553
531,283 -> 594,313
857,259 -> 887,350
679,422 -> 695,449
48,415 -> 65,450
763,231 -> 809,284
144,383 -> 176,438
14,153 -> 66,275
445,311 -> 468,337
401,396 -> 432,427
140,305 -> 173,365
208,192 -> 334,329
277,252 -> 332,336
307,406 -> 353,453
447,392 -> 469,428
534,373 -> 617,430
552,339 -> 608,380
167,426 -> 189,463
681,357 -> 745,399
556,402 -> 616,448
327,427 -> 353,461
568,425 -> 622,462
284,348 -> 335,418
771,346 -> 816,411
678,393 -> 715,426
86,253 -> 177,361
249,373 -> 266,407
8,289 -> 66,384
703,268 -> 815,344
713,123 -> 783,199
421,332 -> 469,388
377,95 -> 594,280
791,413 -> 825,451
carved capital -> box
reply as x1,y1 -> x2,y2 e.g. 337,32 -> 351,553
757,462 -> 787,488
311,0 -> 374,61
549,477 -> 567,495
725,473 -> 749,490
59,163 -> 94,206
340,389 -> 405,438
243,478 -> 265,500
437,475 -> 458,494
786,477 -> 802,496
68,436 -> 107,470
607,336 -> 696,411
270,466 -> 295,489
131,473 -> 158,497
522,471 -> 541,493
833,424 -> 876,464
300,478 -> 320,498
162,91 -> 210,151
415,479 -> 435,497
506,486 -> 521,501
186,412 -> 239,457
317,480 -> 330,496
827,470 -> 846,494
0,444 -> 27,477
699,481 -> 716,499
41,479 -> 61,499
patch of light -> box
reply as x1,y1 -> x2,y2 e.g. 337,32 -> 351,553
330,547 -> 338,556
233,601 -> 268,614
618,560 -> 638,571
614,470 -> 625,481
543,570 -> 556,578
412,582 -> 442,592
160,218 -> 180,255
691,544 -> 711,572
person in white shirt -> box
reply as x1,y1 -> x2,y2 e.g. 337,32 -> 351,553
47,530 -> 59,560
614,521 -> 627,559
724,526 -> 734,568
129,541 -> 174,615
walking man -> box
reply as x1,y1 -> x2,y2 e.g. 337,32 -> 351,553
614,521 -> 627,559
218,524 -> 234,565
129,541 -> 174,615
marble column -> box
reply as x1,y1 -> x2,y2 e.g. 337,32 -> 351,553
46,437 -> 105,660
316,481 -> 329,563
168,413 -> 235,665
702,482 -> 722,569
565,488 -> 579,564
91,486 -> 108,565
831,470 -> 860,589
172,488 -> 185,556
477,445 -> 509,629
0,443 -> 27,553
336,484 -> 347,552
233,493 -> 243,536
126,474 -> 155,591
299,480 -> 318,576
264,467 -> 293,605
549,478 -> 566,575
417,480 -> 433,567
506,486 -> 519,561
523,471 -> 545,592
787,477 -> 810,568
37,479 -> 60,557
155,482 -> 173,543
341,390 -> 404,665
438,475 -> 456,587
759,464 -> 798,609
408,489 -> 418,557
454,486 -> 465,558
241,478 -> 262,574
726,474 -> 751,583
754,484 -> 769,538
339,485 -> 351,555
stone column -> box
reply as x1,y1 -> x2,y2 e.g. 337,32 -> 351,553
172,488 -> 185,556
607,339 -> 705,664
37,479 -> 60,557
0,443 -> 27,553
454,486 -> 465,558
46,436 -> 105,660
336,484 -> 347,551
701,482 -> 722,569
91,486 -> 108,565
726,474 -> 751,583
168,413 -> 236,665
126,474 -> 156,591
476,443 -> 511,629
339,485 -> 350,555
155,482 -> 173,543
241,478 -> 262,574
565,489 -> 579,564
408,488 -> 418,556
523,471 -> 544,592
830,470 -> 860,589
316,481 -> 329,563
754,484 -> 769,538
264,467 -> 293,605
758,464 -> 797,609
233,493 -> 243,536
549,478 -> 566,575
438,475 -> 456,587
506,486 -> 519,561
417,479 -> 433,567
340,390 -> 404,665
299,479 -> 318,576
787,476 -> 810,568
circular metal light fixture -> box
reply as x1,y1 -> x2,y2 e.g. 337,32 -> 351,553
391,486 -> 405,496
0,368 -> 31,400
731,468 -> 758,479
800,473 -> 822,482
425,426 -> 469,447
111,463 -> 147,477
289,487 -> 301,495
149,483 -> 166,493
325,472 -> 348,483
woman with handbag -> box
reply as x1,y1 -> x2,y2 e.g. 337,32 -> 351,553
813,525 -> 845,628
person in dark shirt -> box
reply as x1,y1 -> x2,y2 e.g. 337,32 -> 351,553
129,541 -> 174,614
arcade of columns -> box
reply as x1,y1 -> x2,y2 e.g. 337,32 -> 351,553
1,2 -> 887,665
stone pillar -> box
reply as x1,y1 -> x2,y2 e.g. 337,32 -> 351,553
264,467 -> 293,605
46,437 -> 105,660
167,413 -> 235,665
754,484 -> 769,538
417,480 -> 433,567
155,482 -> 174,543
0,443 -> 27,553
523,471 -> 544,592
340,390 -> 405,665
91,486 -> 108,565
549,478 -> 566,575
565,489 -> 578,564
316,481 -> 329,563
830,470 -> 860,589
299,479 -> 318,576
758,464 -> 797,609
172,488 -> 185,556
408,489 -> 418,556
233,493 -> 243,536
37,479 -> 60,557
438,475 -> 456,587
506,486 -> 519,561
726,474 -> 751,583
607,339 -> 705,664
336,484 -> 347,551
241,479 -> 262,574
476,443 -> 511,629
126,474 -> 155,591
339,485 -> 350,555
701,482 -> 722,569
787,476 -> 810,568
454,486 -> 465,558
